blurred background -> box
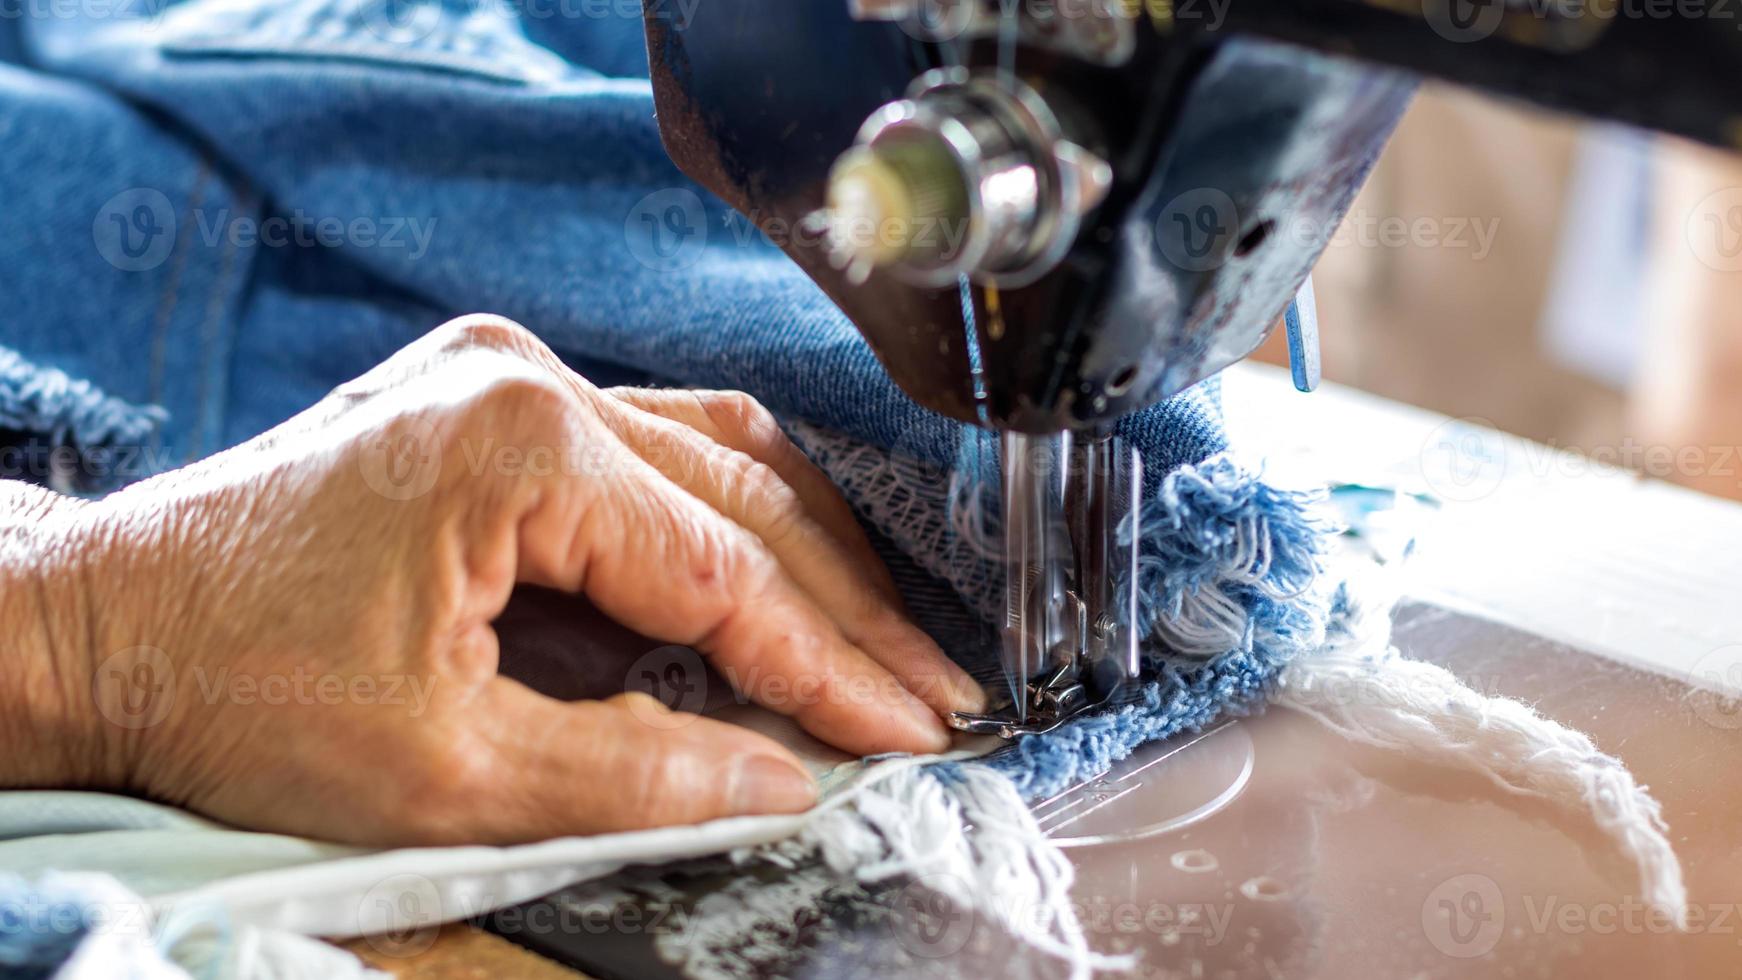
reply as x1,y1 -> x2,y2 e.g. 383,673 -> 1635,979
1252,82 -> 1742,503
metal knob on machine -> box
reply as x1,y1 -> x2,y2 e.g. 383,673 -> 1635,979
816,68 -> 1112,289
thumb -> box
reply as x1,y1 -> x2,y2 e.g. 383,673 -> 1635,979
473,681 -> 819,839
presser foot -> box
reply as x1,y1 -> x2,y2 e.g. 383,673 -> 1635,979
947,645 -> 1122,740
946,697 -> 1112,740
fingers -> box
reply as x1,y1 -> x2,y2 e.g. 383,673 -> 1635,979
593,392 -> 985,719
513,446 -> 954,756
473,684 -> 818,839
412,319 -> 975,755
603,387 -> 898,602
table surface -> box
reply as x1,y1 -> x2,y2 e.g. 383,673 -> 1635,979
1221,362 -> 1742,683
361,365 -> 1742,978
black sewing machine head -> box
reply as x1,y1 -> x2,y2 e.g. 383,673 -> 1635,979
640,0 -> 1741,734
641,0 -> 1739,435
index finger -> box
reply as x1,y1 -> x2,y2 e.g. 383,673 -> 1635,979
512,448 -> 953,757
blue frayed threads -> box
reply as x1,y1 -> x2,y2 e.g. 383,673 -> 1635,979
786,416 -> 1336,802
0,346 -> 166,495
1136,456 -> 1330,662
988,454 -> 1333,803
0,874 -> 115,979
769,446 -> 1338,979
987,650 -> 1277,801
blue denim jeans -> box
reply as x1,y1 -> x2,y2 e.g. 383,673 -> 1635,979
0,0 -> 1242,478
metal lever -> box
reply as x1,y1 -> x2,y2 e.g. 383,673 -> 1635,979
1284,277 -> 1320,394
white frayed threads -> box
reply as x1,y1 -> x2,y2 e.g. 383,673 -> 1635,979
1276,636 -> 1688,927
1150,582 -> 1252,659
785,422 -> 1007,621
771,759 -> 1133,979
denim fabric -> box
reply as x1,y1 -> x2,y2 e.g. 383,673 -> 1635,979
0,0 -> 1280,640
0,0 -> 1241,481
0,347 -> 166,495
0,876 -> 87,980
0,876 -> 82,979
0,19 -> 22,64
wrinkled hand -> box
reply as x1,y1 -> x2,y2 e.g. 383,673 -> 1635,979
5,316 -> 983,845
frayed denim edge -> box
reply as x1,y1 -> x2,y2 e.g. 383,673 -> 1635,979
981,454 -> 1334,802
785,419 -> 1337,804
756,428 -> 1340,977
0,347 -> 168,495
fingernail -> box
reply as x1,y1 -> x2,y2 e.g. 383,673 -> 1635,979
948,674 -> 989,716
902,694 -> 955,753
890,624 -> 987,717
730,755 -> 818,815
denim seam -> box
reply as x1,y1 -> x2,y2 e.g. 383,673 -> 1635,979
160,44 -> 534,86
146,161 -> 212,456
191,181 -> 250,462
155,0 -> 569,86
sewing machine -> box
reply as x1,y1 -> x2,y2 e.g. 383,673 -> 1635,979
469,365 -> 1742,979
638,0 -> 1741,735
